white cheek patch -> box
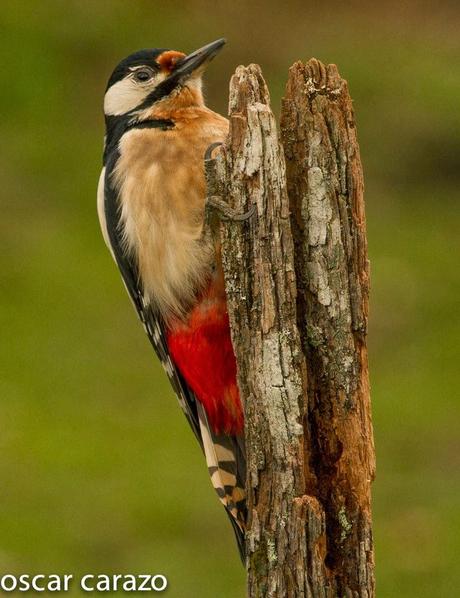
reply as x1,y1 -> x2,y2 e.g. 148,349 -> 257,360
104,73 -> 166,116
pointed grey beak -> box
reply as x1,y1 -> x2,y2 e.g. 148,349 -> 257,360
171,38 -> 226,80
134,39 -> 226,112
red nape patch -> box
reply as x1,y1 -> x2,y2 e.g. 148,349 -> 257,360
166,299 -> 244,436
156,50 -> 186,73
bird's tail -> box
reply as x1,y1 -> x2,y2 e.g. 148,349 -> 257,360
196,403 -> 247,563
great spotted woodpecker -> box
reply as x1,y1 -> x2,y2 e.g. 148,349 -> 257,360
97,39 -> 246,558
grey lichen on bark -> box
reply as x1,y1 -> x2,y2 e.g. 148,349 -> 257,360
281,59 -> 375,596
205,59 -> 375,598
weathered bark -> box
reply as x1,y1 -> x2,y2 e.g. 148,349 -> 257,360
205,59 -> 375,598
281,60 -> 375,597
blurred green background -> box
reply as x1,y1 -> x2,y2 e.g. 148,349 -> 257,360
1,1 -> 459,596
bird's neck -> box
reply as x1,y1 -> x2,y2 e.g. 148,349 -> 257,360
137,82 -> 205,123
103,113 -> 174,166
103,81 -> 206,158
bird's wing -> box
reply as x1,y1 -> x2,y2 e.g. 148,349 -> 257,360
99,165 -> 201,441
98,166 -> 246,558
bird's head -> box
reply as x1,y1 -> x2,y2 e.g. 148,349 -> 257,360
103,38 -> 226,119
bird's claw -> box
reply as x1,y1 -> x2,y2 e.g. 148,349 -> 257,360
205,142 -> 255,223
207,196 -> 256,222
205,141 -> 223,162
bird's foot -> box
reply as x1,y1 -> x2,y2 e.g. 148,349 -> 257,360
205,141 -> 224,162
207,196 -> 256,222
205,142 -> 256,223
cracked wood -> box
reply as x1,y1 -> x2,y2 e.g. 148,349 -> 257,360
206,59 -> 375,598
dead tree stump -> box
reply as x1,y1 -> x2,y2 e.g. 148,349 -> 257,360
205,59 -> 375,598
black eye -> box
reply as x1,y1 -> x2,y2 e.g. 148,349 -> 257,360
134,69 -> 152,82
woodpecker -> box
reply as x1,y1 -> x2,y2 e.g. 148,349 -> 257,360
97,39 -> 246,559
